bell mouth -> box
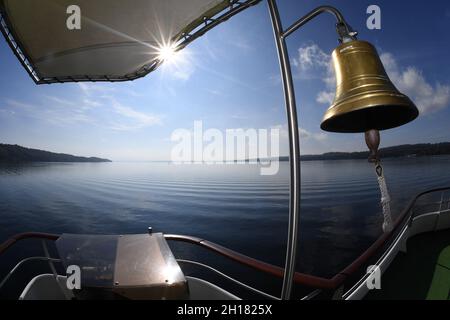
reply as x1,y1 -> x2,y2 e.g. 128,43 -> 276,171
321,94 -> 419,133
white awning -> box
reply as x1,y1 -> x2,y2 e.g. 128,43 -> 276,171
0,0 -> 259,83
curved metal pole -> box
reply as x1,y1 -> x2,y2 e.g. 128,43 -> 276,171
282,5 -> 350,39
266,1 -> 356,300
267,0 -> 301,300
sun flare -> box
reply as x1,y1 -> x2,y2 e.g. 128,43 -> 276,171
157,44 -> 178,63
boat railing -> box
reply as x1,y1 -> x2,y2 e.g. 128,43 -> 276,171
0,236 -> 62,294
1,186 -> 449,299
165,186 -> 450,298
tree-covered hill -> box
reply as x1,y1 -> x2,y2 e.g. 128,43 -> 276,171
0,144 -> 111,163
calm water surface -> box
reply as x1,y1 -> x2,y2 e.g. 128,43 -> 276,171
1,157 -> 450,297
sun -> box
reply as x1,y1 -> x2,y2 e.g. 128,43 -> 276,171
153,40 -> 192,77
157,44 -> 178,63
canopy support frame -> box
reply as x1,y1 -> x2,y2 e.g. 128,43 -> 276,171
267,0 -> 301,301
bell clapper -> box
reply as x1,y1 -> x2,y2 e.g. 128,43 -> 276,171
365,129 -> 393,233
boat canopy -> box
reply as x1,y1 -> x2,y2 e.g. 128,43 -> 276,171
0,0 -> 259,84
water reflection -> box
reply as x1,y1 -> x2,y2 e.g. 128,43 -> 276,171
1,156 -> 450,280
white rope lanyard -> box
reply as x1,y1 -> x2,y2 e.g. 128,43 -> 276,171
375,162 -> 393,233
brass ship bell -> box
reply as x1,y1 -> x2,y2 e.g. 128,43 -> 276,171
321,40 -> 419,134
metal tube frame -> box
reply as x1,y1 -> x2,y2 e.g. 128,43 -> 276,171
267,0 -> 354,299
267,0 -> 300,300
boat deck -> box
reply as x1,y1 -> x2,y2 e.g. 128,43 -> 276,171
366,229 -> 450,300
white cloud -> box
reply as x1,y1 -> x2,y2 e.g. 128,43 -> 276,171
4,90 -> 163,131
172,67 -> 194,81
380,53 -> 450,114
4,98 -> 94,126
5,99 -> 34,110
230,114 -> 248,120
82,98 -> 102,108
110,100 -> 162,130
293,44 -> 335,103
268,73 -> 281,85
293,44 -> 330,71
299,127 -> 327,141
316,91 -> 335,105
207,89 -> 223,96
272,124 -> 327,142
78,82 -> 115,96
77,83 -> 163,130
44,96 -> 76,106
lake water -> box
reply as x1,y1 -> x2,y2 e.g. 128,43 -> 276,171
1,156 -> 450,298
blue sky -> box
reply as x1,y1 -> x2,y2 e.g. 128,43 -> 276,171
1,0 -> 450,161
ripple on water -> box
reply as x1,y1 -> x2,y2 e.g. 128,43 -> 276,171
1,158 -> 450,279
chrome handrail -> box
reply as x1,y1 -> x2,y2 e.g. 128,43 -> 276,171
0,232 -> 59,255
0,256 -> 61,291
177,259 -> 279,300
166,186 -> 450,294
0,233 -> 62,296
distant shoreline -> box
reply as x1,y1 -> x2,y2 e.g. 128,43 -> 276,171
2,142 -> 450,164
0,144 -> 111,163
252,142 -> 450,162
